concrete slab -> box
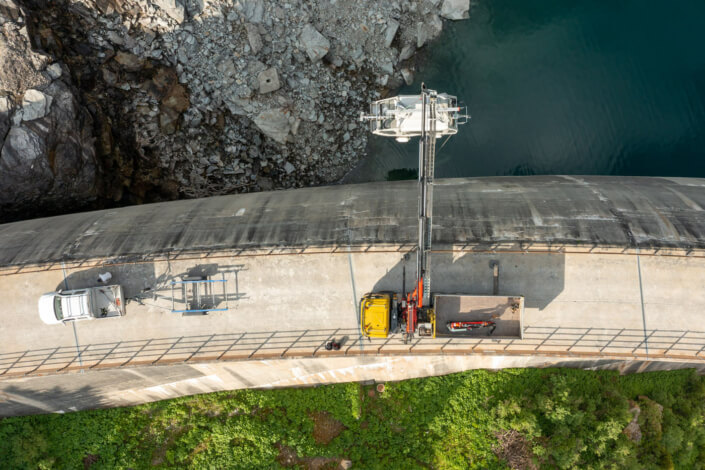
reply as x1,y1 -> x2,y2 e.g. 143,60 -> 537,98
6,353 -> 705,417
2,247 -> 705,381
4,177 -> 705,269
639,255 -> 705,339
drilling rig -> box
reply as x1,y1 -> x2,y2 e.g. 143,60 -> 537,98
359,85 -> 524,343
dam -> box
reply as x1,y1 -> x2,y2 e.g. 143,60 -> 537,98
2,175 -> 705,416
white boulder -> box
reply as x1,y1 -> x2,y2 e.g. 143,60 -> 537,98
254,108 -> 291,144
401,68 -> 414,86
300,25 -> 330,62
441,0 -> 470,20
258,67 -> 281,94
238,0 -> 265,24
152,0 -> 185,24
384,19 -> 400,48
20,89 -> 52,121
46,63 -> 62,79
245,23 -> 263,54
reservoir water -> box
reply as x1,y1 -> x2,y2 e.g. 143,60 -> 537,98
344,0 -> 705,182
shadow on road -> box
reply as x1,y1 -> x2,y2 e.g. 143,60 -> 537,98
367,251 -> 566,311
59,263 -> 160,299
57,262 -> 247,311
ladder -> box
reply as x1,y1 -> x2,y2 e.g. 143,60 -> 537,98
418,86 -> 438,306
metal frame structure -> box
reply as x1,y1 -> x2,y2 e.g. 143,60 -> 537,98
360,88 -> 467,142
170,275 -> 228,314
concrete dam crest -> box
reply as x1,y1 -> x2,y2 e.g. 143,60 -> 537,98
2,175 -> 705,416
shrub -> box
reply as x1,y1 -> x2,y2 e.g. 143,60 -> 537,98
1,368 -> 704,469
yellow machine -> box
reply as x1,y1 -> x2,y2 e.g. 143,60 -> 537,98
361,291 -> 524,340
360,290 -> 437,340
359,293 -> 397,338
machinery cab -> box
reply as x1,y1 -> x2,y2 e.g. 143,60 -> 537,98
360,292 -> 398,338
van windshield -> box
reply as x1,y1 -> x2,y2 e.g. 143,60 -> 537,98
53,296 -> 63,320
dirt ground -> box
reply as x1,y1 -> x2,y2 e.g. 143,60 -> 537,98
311,411 -> 347,445
493,430 -> 538,470
274,411 -> 349,469
275,443 -> 350,470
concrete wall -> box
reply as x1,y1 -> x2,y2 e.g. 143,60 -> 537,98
2,354 -> 704,417
2,176 -> 705,268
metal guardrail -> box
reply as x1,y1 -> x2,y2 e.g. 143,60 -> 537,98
3,243 -> 704,278
1,326 -> 705,379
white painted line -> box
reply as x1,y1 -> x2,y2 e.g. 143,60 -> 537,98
636,249 -> 649,356
346,228 -> 363,351
347,252 -> 358,324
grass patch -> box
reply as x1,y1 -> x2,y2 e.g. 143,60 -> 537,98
1,368 -> 705,469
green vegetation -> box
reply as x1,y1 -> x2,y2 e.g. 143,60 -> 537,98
2,368 -> 705,469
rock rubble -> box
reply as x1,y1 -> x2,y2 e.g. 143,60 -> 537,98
1,0 -> 469,221
0,0 -> 97,220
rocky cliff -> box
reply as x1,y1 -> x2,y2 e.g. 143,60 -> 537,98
0,0 -> 97,221
1,0 -> 470,221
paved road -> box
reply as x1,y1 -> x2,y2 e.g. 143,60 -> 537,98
3,248 -> 705,377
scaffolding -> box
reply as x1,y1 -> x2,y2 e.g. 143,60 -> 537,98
170,274 -> 228,315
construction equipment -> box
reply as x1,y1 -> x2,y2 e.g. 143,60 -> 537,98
359,85 -> 524,342
170,273 -> 229,315
447,320 -> 496,335
359,292 -> 398,338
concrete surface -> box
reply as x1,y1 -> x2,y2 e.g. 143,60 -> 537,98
2,176 -> 705,417
2,249 -> 705,377
2,176 -> 705,269
1,354 -> 704,417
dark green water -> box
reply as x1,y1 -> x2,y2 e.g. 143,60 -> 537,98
345,0 -> 705,182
